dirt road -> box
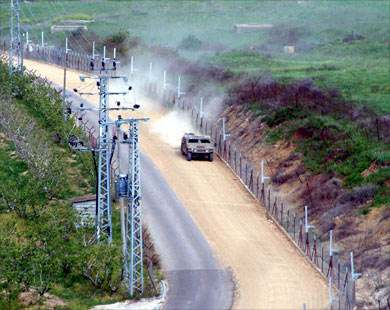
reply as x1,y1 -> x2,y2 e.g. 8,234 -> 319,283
23,59 -> 329,309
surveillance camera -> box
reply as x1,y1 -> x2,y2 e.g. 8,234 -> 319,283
116,101 -> 120,106
73,88 -> 78,93
133,104 -> 140,109
128,86 -> 132,91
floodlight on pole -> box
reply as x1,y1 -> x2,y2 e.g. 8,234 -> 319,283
261,160 -> 270,184
163,70 -> 167,90
350,252 -> 362,280
177,76 -> 186,99
130,56 -> 138,75
304,206 -> 315,233
65,37 -> 71,54
329,230 -> 339,256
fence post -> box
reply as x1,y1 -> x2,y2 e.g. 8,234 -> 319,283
293,213 -> 296,241
239,153 -> 242,179
245,162 -> 248,185
280,202 -> 284,226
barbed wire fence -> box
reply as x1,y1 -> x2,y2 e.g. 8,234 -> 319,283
6,40 -> 382,308
140,68 -> 361,310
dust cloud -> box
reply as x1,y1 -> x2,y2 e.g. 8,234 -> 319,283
150,110 -> 196,148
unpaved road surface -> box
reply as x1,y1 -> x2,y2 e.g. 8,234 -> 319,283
23,59 -> 329,309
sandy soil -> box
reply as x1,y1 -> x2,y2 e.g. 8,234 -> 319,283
22,59 -> 329,309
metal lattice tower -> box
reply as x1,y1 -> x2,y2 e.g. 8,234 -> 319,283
9,0 -> 22,74
96,75 -> 113,243
125,120 -> 144,296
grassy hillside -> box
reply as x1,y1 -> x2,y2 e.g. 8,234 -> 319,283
0,0 -> 387,111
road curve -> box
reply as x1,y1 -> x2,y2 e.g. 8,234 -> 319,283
21,60 -> 234,310
22,59 -> 329,309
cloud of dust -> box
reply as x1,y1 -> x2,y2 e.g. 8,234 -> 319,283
106,54 -> 228,149
150,110 -> 196,148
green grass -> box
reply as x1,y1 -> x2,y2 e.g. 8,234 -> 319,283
205,41 -> 390,112
0,1 -> 388,112
264,111 -> 390,209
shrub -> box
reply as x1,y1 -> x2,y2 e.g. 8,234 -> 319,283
266,106 -> 304,127
179,34 -> 202,50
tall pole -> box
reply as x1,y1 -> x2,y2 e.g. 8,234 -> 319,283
62,67 -> 67,121
9,0 -> 22,74
96,75 -> 113,244
126,120 -> 144,296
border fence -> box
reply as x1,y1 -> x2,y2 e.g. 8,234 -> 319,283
143,80 -> 358,310
4,42 -> 377,308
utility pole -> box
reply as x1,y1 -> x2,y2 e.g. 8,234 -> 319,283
126,120 -> 144,296
9,0 -> 22,74
113,117 -> 148,296
62,67 -> 67,121
71,49 -> 148,296
75,51 -> 130,243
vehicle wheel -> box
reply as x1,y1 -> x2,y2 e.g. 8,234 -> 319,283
209,152 -> 214,162
181,144 -> 185,155
187,152 -> 192,161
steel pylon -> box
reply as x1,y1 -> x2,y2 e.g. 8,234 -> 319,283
125,120 -> 144,296
9,0 -> 22,74
96,75 -> 113,243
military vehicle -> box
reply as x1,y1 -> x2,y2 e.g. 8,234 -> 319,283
181,133 -> 214,161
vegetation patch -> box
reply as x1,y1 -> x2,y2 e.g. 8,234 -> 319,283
0,61 -> 160,309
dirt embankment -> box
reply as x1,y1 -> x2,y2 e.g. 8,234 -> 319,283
221,104 -> 390,308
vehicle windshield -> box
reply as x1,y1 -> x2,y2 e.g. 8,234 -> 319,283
200,139 -> 210,143
188,139 -> 199,143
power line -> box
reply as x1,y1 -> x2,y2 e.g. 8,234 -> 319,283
45,0 -> 89,54
53,0 -> 93,49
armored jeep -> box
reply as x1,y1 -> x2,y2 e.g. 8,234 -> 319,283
181,133 -> 214,161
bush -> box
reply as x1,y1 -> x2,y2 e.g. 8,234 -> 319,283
179,34 -> 202,50
266,106 -> 304,127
